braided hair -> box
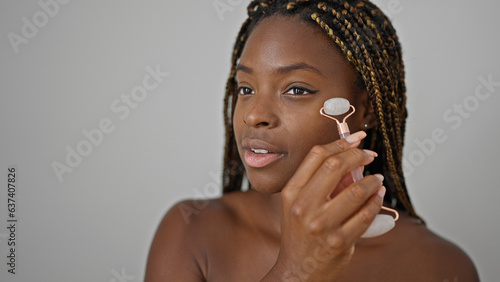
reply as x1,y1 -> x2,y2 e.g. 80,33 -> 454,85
222,0 -> 422,220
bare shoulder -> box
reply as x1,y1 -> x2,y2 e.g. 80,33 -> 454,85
144,192 -> 251,282
144,199 -> 208,282
388,215 -> 479,281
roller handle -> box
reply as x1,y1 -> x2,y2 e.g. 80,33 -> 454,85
340,132 -> 363,182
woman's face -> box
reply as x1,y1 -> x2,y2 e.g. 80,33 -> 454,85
233,15 -> 370,194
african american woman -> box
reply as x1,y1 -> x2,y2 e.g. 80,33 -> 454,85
145,1 -> 479,281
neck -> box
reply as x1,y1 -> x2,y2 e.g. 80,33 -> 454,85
249,188 -> 283,236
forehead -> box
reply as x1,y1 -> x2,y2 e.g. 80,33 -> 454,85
239,15 -> 356,79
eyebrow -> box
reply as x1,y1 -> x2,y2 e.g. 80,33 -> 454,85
236,62 -> 325,77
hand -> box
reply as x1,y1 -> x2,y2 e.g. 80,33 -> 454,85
262,131 -> 385,281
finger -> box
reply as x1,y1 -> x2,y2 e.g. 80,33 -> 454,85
329,156 -> 375,199
341,186 -> 385,240
298,148 -> 377,207
306,182 -> 384,251
329,172 -> 353,199
323,174 -> 384,225
283,131 -> 367,198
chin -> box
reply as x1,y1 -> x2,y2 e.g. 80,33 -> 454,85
247,173 -> 288,195
250,185 -> 283,195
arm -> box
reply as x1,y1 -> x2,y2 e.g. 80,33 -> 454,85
145,201 -> 205,282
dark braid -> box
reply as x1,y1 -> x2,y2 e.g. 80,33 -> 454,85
222,0 -> 422,221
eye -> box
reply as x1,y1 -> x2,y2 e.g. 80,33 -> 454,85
237,86 -> 254,95
285,86 -> 318,96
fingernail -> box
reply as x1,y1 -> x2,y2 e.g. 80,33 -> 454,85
374,174 -> 384,183
377,186 -> 386,199
363,149 -> 378,158
345,131 -> 366,143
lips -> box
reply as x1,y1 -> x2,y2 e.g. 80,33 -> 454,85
241,138 -> 285,168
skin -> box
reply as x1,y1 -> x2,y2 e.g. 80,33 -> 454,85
145,16 -> 479,281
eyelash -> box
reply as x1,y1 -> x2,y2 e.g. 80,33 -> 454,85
236,86 -> 318,96
285,86 -> 318,95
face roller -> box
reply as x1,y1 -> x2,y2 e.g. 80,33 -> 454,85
320,98 -> 399,238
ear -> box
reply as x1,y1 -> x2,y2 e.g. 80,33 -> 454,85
356,89 -> 377,130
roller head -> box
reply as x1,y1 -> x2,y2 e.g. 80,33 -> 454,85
323,98 -> 351,115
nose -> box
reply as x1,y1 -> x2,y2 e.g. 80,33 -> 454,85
243,94 -> 279,128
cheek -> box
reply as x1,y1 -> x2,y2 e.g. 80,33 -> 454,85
232,104 -> 244,139
345,111 -> 364,134
285,113 -> 340,155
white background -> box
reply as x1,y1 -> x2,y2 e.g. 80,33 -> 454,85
1,0 -> 499,281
